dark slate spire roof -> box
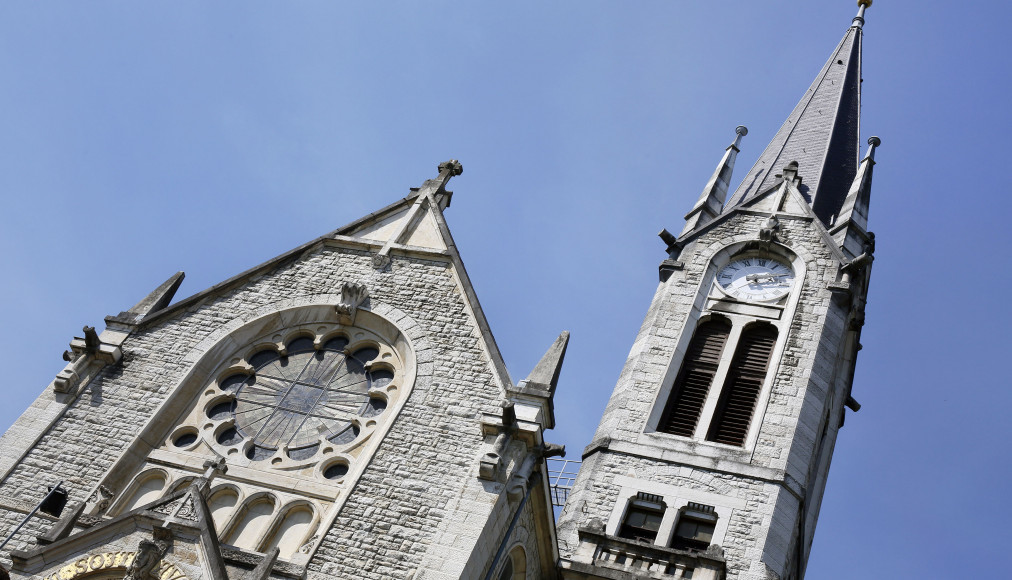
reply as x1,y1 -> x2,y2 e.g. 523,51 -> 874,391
724,11 -> 865,225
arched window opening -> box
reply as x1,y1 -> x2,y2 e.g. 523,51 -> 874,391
706,324 -> 778,446
225,496 -> 276,551
497,546 -> 527,580
264,505 -> 316,559
208,487 -> 240,535
670,502 -> 717,551
120,471 -> 167,513
617,492 -> 666,544
166,477 -> 195,496
659,319 -> 732,437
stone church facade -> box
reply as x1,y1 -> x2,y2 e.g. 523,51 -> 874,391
0,3 -> 881,580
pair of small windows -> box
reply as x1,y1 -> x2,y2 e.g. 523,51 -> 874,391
617,494 -> 717,551
659,319 -> 777,446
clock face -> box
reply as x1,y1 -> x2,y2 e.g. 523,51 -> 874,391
716,256 -> 795,302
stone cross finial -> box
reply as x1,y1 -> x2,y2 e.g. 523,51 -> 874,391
202,457 -> 227,482
413,159 -> 463,199
438,159 -> 463,177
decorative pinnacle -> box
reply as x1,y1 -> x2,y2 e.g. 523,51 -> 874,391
865,136 -> 881,161
854,0 -> 872,27
731,125 -> 748,150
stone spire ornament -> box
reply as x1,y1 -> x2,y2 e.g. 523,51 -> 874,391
681,125 -> 748,236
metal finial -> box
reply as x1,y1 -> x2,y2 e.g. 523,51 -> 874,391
854,0 -> 872,27
865,136 -> 881,161
731,125 -> 748,149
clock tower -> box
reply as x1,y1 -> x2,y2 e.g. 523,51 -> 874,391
556,2 -> 880,579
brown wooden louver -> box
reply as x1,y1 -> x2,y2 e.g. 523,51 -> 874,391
658,319 -> 731,437
706,324 -> 778,446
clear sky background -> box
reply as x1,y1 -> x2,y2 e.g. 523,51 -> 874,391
0,1 -> 1009,577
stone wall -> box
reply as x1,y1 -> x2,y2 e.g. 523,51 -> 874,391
0,243 -> 525,579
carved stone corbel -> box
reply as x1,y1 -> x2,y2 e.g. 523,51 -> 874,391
478,402 -> 517,481
54,326 -> 123,394
86,484 -> 115,516
123,537 -> 169,580
505,443 -> 566,501
335,282 -> 369,325
758,214 -> 781,244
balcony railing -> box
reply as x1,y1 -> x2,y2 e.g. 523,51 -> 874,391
561,526 -> 726,580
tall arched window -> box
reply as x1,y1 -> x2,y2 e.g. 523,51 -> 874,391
225,496 -> 276,550
706,324 -> 778,446
208,487 -> 240,534
265,505 -> 316,559
659,319 -> 732,437
119,471 -> 167,514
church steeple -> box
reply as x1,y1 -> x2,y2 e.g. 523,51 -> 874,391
724,2 -> 868,225
556,5 -> 884,580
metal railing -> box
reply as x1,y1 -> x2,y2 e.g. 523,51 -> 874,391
546,458 -> 581,507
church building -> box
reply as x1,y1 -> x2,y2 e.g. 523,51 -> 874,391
0,2 -> 881,579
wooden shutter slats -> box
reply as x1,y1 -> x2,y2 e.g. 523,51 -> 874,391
659,320 -> 731,437
706,325 -> 777,447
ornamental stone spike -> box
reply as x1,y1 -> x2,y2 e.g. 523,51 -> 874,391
832,136 -> 881,256
681,125 -> 747,236
524,331 -> 570,394
125,271 -> 185,320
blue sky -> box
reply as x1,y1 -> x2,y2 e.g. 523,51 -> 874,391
1,1 -> 1009,577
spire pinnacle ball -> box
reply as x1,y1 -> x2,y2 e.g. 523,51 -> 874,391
858,0 -> 872,7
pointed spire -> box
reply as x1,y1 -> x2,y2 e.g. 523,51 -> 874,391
681,126 -> 748,235
524,331 -> 570,395
832,136 -> 880,256
725,6 -> 866,225
126,272 -> 185,320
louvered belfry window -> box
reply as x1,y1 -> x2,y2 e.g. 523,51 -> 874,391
659,319 -> 732,437
706,324 -> 778,446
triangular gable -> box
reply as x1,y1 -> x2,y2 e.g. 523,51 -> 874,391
678,177 -> 849,265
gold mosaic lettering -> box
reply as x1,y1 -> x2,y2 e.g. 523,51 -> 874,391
43,551 -> 186,580
88,554 -> 104,571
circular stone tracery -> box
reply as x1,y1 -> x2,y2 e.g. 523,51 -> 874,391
218,335 -> 394,462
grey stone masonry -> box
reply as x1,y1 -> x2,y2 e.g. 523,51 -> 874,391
0,196 -> 556,579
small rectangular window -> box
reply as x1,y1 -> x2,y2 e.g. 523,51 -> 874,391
670,503 -> 718,551
617,495 -> 666,543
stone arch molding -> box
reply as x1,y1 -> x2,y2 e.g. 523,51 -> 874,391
90,292 -> 434,563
